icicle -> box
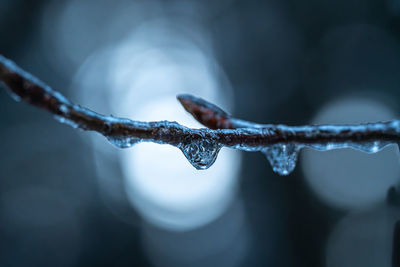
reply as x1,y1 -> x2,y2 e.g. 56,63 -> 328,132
262,143 -> 301,175
179,138 -> 221,170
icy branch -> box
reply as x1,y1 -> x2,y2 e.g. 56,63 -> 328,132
1,55 -> 400,175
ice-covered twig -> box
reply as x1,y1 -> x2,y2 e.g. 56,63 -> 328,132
178,93 -> 397,132
178,94 -> 400,174
1,55 -> 400,175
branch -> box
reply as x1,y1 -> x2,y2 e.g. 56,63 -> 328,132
1,55 -> 400,175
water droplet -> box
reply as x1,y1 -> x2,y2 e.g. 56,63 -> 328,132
106,135 -> 141,148
262,143 -> 301,175
179,138 -> 221,170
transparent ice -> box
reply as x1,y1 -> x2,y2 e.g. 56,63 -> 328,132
21,111 -> 400,174
97,122 -> 400,174
4,55 -> 400,175
262,144 -> 302,176
179,136 -> 222,170
106,136 -> 142,149
257,141 -> 393,176
24,111 -> 400,175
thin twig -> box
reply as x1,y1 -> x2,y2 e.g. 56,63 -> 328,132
177,93 -> 400,147
178,93 -> 400,138
1,55 -> 400,174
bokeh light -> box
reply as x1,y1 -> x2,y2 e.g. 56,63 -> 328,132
73,17 -> 240,231
121,97 -> 240,230
302,97 -> 400,210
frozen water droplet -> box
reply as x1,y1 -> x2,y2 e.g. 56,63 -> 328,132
106,135 -> 141,148
262,143 -> 301,175
180,138 -> 221,170
54,115 -> 79,129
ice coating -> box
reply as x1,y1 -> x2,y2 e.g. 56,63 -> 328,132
258,141 -> 394,176
2,54 -> 400,175
224,127 -> 399,175
306,141 -> 392,154
176,94 -> 400,174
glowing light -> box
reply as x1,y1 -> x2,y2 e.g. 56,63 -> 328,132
121,97 -> 240,230
74,19 -> 240,230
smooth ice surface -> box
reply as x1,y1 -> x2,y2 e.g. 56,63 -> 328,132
307,141 -> 392,154
106,136 -> 142,149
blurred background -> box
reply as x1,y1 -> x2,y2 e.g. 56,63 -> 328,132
1,0 -> 400,266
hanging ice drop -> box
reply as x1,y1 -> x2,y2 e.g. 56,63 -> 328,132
179,137 -> 221,170
262,143 -> 301,175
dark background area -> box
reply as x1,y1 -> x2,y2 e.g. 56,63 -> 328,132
1,0 -> 400,266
